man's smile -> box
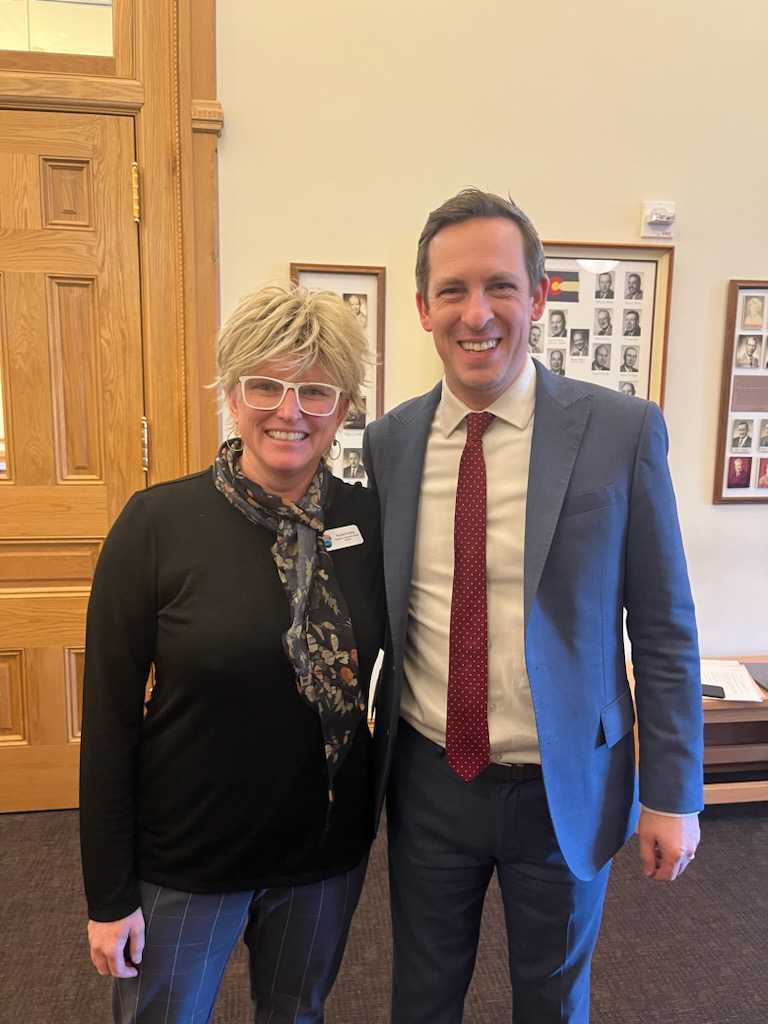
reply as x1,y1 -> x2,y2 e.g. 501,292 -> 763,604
458,338 -> 500,352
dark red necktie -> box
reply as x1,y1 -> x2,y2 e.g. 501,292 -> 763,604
446,411 -> 494,782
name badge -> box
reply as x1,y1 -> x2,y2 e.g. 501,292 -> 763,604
323,525 -> 364,551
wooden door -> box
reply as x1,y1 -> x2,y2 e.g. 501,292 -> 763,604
0,110 -> 144,811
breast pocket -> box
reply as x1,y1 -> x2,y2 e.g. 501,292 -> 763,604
560,483 -> 616,518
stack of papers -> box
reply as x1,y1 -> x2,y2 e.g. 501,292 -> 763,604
700,660 -> 765,702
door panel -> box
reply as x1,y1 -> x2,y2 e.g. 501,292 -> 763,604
0,110 -> 144,811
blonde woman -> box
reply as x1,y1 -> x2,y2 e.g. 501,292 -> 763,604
80,284 -> 384,1023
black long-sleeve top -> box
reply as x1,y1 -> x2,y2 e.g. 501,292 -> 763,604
79,470 -> 384,921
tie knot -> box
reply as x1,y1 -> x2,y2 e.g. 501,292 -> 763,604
465,412 -> 494,447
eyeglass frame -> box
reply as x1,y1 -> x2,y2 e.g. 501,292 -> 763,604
237,375 -> 344,416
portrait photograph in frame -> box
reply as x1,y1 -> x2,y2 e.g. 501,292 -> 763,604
538,242 -> 674,406
713,279 -> 768,504
289,262 -> 385,484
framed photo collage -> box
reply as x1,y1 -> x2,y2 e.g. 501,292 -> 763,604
532,242 -> 673,405
714,280 -> 768,503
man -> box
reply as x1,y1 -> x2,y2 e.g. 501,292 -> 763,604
620,345 -> 639,373
594,272 -> 614,299
619,381 -> 637,397
342,449 -> 366,478
760,420 -> 768,450
731,420 -> 752,449
758,459 -> 768,489
364,190 -> 702,1024
548,309 -> 567,337
570,329 -> 590,357
625,273 -> 643,300
548,348 -> 566,375
728,456 -> 751,488
736,335 -> 761,368
595,307 -> 612,335
623,310 -> 641,336
528,323 -> 543,353
592,343 -> 611,371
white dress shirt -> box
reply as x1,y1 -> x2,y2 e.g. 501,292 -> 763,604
401,357 -> 540,763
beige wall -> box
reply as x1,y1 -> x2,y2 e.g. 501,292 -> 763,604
218,0 -> 768,656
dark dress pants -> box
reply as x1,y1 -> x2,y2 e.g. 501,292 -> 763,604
112,856 -> 366,1024
387,721 -> 611,1024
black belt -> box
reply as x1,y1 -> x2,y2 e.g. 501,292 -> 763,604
397,721 -> 543,782
482,761 -> 542,782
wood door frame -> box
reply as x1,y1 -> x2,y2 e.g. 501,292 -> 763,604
0,0 -> 222,484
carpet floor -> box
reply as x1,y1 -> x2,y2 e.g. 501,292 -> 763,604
1,802 -> 766,1023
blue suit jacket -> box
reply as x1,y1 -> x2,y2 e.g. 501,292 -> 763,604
363,362 -> 703,880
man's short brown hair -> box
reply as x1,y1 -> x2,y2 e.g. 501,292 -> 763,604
415,188 -> 546,302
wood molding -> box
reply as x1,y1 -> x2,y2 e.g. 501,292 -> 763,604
135,0 -> 187,484
0,51 -> 115,76
0,71 -> 144,113
191,100 -> 224,134
179,0 -> 221,470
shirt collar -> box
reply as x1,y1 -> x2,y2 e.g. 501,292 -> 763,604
438,355 -> 537,437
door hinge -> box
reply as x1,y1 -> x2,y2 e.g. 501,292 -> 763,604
131,162 -> 141,223
141,416 -> 150,473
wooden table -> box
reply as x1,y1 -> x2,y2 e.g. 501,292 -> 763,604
702,658 -> 768,805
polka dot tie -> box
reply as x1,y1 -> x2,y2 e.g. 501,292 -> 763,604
446,411 -> 494,783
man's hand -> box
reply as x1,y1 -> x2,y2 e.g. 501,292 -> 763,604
637,809 -> 700,881
88,907 -> 145,978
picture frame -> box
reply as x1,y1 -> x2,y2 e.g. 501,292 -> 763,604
289,263 -> 385,484
713,280 -> 768,504
538,242 -> 674,406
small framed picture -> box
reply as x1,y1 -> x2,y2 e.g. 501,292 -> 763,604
541,242 -> 673,404
569,329 -> 590,357
290,263 -> 385,484
341,447 -> 366,480
726,456 -> 752,489
730,418 -> 754,451
547,348 -> 566,376
547,309 -> 568,339
594,272 -> 615,300
713,280 -> 768,503
591,342 -> 612,372
734,335 -> 763,369
594,307 -> 613,337
622,309 -> 642,336
623,272 -> 644,301
343,396 -> 367,431
620,344 -> 640,373
741,294 -> 765,330
528,323 -> 544,353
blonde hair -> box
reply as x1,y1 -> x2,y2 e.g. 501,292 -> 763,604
215,283 -> 370,410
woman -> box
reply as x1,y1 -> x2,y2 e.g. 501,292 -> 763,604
742,295 -> 765,329
80,284 -> 384,1023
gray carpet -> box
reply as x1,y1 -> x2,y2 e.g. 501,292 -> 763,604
1,802 -> 766,1023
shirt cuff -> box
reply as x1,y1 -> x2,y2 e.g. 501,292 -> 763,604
641,804 -> 699,818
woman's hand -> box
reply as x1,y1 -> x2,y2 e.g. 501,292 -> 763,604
87,907 -> 145,978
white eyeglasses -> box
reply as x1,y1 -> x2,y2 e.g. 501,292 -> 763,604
238,376 -> 343,416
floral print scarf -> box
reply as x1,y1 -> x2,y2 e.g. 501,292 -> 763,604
213,440 -> 365,812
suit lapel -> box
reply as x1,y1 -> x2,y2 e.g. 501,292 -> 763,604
524,365 -> 592,623
383,384 -> 441,661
